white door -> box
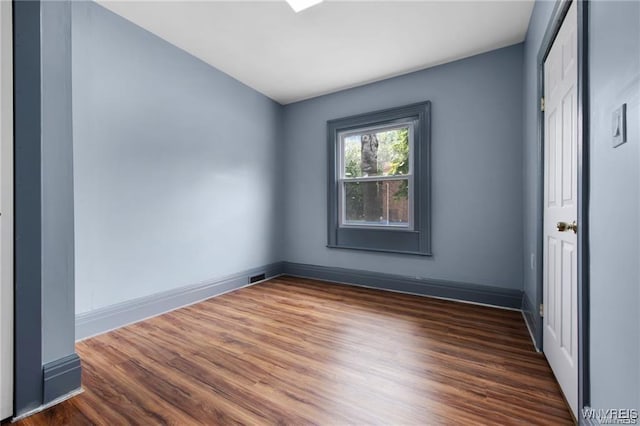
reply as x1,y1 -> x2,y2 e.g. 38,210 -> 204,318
0,0 -> 13,420
543,0 -> 578,418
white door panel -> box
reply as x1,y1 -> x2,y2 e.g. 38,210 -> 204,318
543,0 -> 578,417
0,0 -> 13,420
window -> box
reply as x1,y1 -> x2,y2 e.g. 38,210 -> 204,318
338,122 -> 414,229
327,101 -> 431,255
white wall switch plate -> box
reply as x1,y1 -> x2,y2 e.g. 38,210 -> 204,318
612,103 -> 627,148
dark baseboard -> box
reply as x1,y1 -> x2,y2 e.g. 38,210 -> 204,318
281,262 -> 523,309
42,353 -> 82,405
75,262 -> 284,340
522,293 -> 541,350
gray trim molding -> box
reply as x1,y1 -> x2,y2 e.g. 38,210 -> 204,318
76,262 -> 284,340
43,354 -> 81,405
13,0 -> 80,417
13,0 -> 44,414
576,0 -> 591,414
282,262 -> 523,309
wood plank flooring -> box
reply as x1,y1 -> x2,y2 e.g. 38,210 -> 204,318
15,276 -> 573,425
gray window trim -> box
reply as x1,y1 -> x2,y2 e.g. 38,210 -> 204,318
327,101 -> 432,256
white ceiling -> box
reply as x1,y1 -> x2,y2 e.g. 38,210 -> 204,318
97,1 -> 534,104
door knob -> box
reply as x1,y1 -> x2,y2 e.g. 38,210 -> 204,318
556,221 -> 577,234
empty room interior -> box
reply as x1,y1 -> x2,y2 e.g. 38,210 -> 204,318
0,0 -> 639,424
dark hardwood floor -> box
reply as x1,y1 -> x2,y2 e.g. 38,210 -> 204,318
15,276 -> 572,425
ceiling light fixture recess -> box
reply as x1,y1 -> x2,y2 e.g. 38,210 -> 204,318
286,0 -> 324,13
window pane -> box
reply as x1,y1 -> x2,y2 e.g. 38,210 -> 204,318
343,179 -> 409,227
342,127 -> 410,178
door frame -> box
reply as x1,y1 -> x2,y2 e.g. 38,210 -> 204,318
536,0 -> 590,415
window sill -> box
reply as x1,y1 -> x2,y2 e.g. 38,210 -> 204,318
326,244 -> 432,257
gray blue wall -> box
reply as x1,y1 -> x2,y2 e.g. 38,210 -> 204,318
281,45 -> 524,291
588,0 -> 640,411
521,0 -> 554,346
72,2 -> 283,315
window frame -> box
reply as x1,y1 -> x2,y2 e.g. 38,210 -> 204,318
337,121 -> 416,230
327,101 -> 432,256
